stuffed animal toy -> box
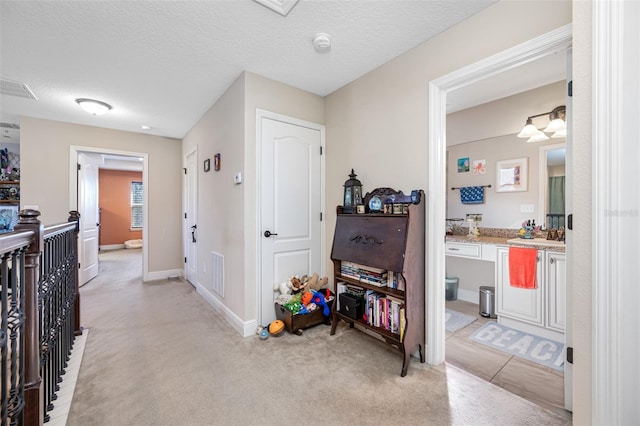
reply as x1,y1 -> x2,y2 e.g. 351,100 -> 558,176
283,292 -> 303,313
310,289 -> 331,316
275,294 -> 292,306
274,279 -> 293,295
301,290 -> 313,306
291,276 -> 306,293
303,272 -> 329,291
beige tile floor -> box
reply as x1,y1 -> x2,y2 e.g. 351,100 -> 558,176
445,299 -> 572,422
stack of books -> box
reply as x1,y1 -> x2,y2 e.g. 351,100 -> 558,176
365,290 -> 405,338
340,261 -> 389,287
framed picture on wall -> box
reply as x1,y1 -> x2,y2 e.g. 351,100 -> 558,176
496,157 -> 528,192
0,205 -> 19,232
204,158 -> 211,172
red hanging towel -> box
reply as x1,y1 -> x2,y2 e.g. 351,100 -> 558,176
509,246 -> 538,289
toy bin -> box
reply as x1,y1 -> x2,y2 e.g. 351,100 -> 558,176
275,298 -> 334,336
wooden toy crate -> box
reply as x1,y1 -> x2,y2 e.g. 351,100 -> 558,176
275,298 -> 334,335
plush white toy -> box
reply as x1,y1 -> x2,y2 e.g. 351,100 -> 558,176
274,280 -> 293,295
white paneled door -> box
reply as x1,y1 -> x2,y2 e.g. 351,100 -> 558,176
259,112 -> 323,326
78,152 -> 100,285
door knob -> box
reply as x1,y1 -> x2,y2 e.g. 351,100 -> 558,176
264,230 -> 278,238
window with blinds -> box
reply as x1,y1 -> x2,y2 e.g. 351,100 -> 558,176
131,181 -> 143,229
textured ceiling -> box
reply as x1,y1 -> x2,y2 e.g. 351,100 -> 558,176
0,0 -> 497,142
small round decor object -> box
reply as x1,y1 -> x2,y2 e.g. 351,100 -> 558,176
259,328 -> 269,340
368,196 -> 382,212
268,320 -> 285,337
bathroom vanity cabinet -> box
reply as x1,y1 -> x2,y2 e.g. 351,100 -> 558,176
496,246 -> 566,341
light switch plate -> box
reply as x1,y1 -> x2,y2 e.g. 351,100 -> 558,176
234,172 -> 242,184
520,204 -> 535,213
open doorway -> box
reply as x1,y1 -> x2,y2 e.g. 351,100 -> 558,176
427,25 -> 572,416
69,146 -> 149,283
98,158 -> 144,255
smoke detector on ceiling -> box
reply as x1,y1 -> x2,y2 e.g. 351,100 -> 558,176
313,33 -> 331,53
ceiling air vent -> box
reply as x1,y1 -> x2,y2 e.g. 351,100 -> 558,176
252,0 -> 299,16
1,78 -> 38,100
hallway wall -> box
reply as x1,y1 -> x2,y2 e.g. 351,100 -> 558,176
20,117 -> 182,274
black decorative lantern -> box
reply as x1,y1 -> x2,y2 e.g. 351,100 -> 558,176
342,169 -> 363,214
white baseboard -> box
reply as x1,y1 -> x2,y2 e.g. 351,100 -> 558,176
100,244 -> 125,251
195,282 -> 257,338
145,268 -> 182,281
455,288 -> 480,304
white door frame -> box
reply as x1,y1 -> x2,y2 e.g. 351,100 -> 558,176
255,109 -> 326,327
69,145 -> 149,281
592,1 -> 640,423
183,146 -> 198,286
426,25 -> 573,364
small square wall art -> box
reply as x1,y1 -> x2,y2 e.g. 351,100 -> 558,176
457,157 -> 470,173
473,159 -> 486,175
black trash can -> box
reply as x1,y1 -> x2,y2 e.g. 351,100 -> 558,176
479,286 -> 496,318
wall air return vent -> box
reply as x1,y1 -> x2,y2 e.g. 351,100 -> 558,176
1,78 -> 38,100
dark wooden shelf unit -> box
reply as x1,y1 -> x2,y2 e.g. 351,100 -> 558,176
0,180 -> 20,204
330,188 -> 425,377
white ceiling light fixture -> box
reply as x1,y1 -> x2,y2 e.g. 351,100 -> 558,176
516,105 -> 566,142
141,125 -> 152,130
313,32 -> 331,53
75,98 -> 112,116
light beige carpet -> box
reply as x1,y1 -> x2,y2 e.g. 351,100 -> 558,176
66,249 -> 569,426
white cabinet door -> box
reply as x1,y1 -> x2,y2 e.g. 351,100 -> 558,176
545,251 -> 566,332
496,247 -> 543,326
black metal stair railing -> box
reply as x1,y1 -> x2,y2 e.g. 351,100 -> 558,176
0,231 -> 35,425
0,210 -> 80,426
39,222 -> 78,423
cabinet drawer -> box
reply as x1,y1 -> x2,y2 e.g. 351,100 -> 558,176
445,242 -> 481,259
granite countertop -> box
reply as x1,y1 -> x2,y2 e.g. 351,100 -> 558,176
446,232 -> 566,252
445,235 -> 509,245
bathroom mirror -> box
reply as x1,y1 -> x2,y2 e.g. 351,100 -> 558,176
538,143 -> 566,229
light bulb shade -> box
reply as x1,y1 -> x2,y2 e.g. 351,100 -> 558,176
551,128 -> 567,138
543,118 -> 566,133
527,130 -> 549,143
517,120 -> 538,138
76,98 -> 112,115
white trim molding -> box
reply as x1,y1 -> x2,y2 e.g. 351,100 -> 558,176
592,1 -> 640,423
69,145 -> 150,281
427,25 -> 572,366
197,283 -> 257,337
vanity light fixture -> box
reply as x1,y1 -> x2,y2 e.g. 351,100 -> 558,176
517,105 -> 566,142
75,98 -> 112,116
